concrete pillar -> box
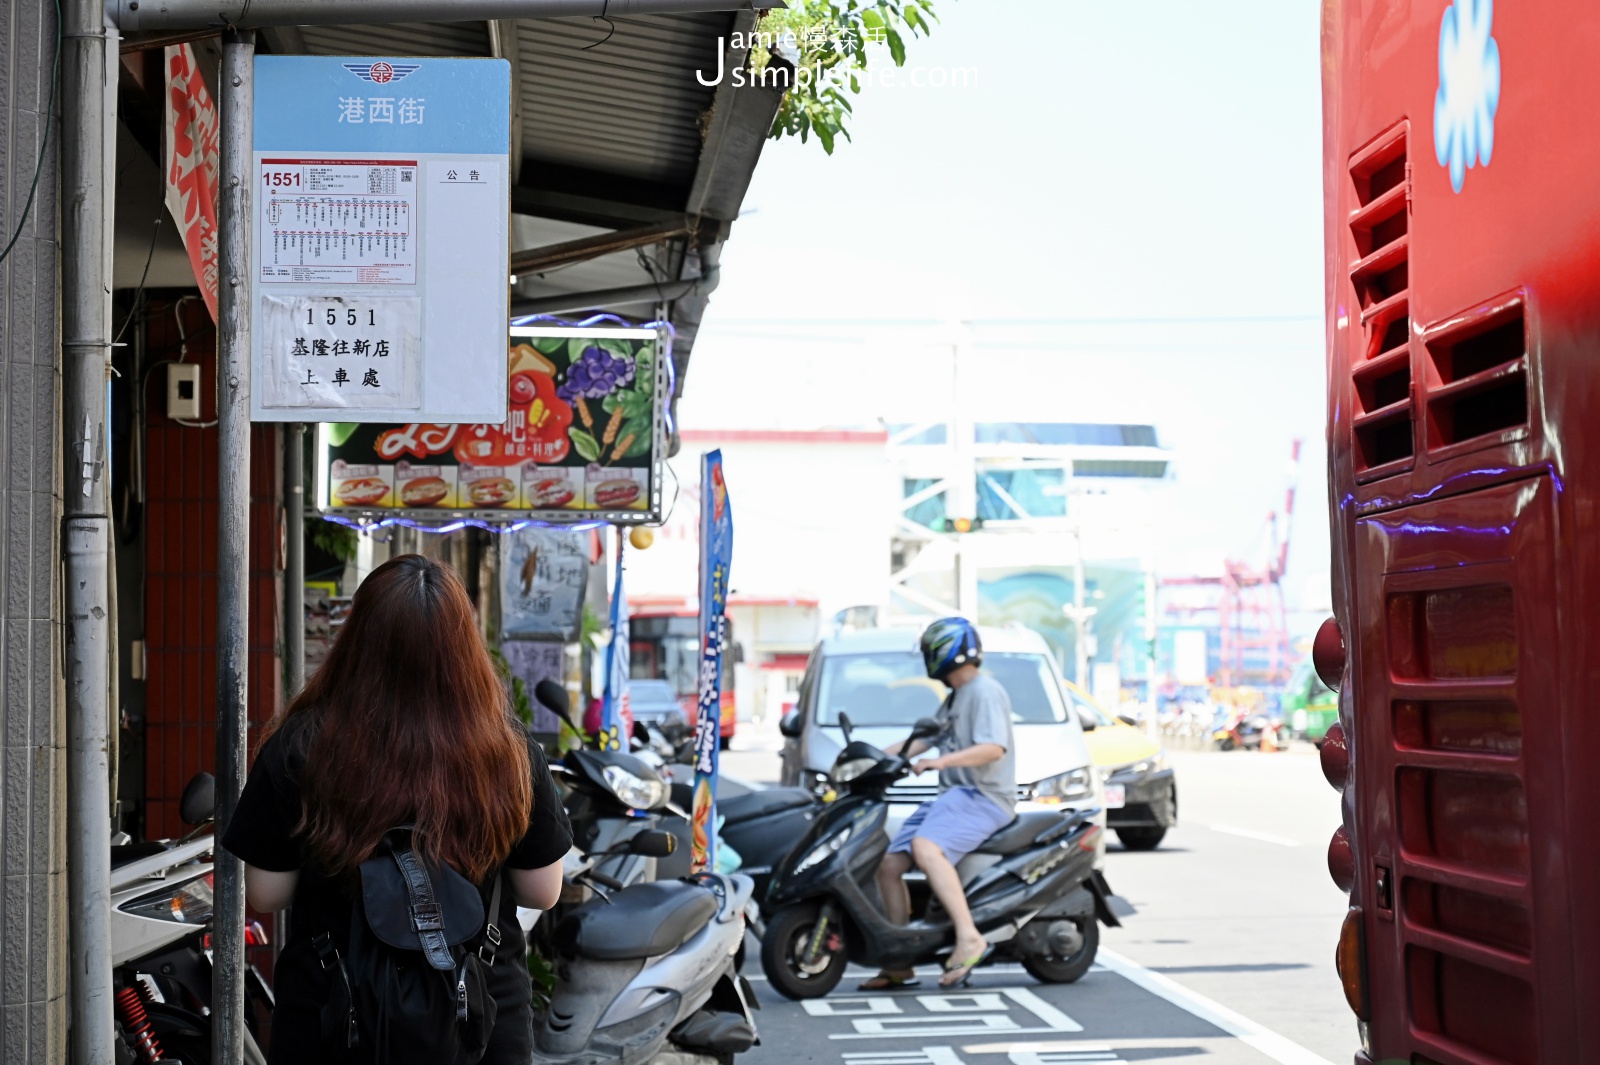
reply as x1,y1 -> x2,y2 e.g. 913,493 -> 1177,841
0,0 -> 68,1057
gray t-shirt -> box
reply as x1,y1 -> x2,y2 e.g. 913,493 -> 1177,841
935,672 -> 1016,816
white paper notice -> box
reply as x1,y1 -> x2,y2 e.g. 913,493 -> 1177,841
259,294 -> 421,410
259,158 -> 418,284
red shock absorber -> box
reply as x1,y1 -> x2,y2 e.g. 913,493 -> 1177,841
115,985 -> 166,1064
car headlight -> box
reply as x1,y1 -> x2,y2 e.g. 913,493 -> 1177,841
120,873 -> 214,924
1025,767 -> 1094,805
831,756 -> 878,784
602,764 -> 669,810
1124,752 -> 1169,777
794,825 -> 853,874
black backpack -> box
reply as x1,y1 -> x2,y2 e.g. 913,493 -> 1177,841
313,827 -> 506,1064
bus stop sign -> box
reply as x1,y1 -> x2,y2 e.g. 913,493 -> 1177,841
250,55 -> 510,423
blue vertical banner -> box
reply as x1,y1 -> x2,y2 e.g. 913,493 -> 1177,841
691,452 -> 733,873
599,531 -> 629,752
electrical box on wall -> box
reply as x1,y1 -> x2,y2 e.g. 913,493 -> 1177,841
167,363 -> 201,421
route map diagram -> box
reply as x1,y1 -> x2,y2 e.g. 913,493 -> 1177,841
259,158 -> 417,284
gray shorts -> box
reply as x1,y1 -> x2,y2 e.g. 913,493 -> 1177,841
888,786 -> 1015,866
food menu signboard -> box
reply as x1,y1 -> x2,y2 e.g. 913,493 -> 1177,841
315,326 -> 666,524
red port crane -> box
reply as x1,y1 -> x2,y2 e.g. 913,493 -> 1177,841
1161,439 -> 1303,687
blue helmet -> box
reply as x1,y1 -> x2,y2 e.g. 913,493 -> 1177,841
920,617 -> 982,680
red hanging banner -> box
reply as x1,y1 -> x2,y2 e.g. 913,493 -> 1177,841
163,44 -> 221,320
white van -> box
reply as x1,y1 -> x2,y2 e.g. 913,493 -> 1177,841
778,624 -> 1107,864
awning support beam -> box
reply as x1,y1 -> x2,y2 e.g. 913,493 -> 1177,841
510,269 -> 718,318
114,0 -> 776,32
509,218 -> 698,278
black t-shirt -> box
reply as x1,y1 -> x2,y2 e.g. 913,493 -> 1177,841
222,711 -> 572,1064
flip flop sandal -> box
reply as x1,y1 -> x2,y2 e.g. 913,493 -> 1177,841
939,945 -> 995,988
857,972 -> 922,991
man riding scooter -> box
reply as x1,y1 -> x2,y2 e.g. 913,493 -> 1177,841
864,617 -> 1014,990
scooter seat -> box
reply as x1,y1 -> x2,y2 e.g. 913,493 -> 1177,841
553,880 -> 718,961
719,787 -> 814,825
111,842 -> 170,868
975,811 -> 1067,855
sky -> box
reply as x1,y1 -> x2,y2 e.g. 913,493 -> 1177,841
678,0 -> 1332,623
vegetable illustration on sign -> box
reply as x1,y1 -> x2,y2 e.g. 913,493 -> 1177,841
558,340 -> 655,467
1434,0 -> 1501,193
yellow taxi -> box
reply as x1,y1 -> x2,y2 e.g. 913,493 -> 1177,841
1065,681 -> 1176,851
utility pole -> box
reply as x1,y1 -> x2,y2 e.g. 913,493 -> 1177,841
948,329 -> 977,618
1144,559 -> 1159,738
1061,525 -> 1095,689
213,28 -> 256,1065
61,0 -> 116,1057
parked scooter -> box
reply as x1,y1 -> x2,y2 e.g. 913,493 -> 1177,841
536,681 -> 690,885
111,772 -> 272,1065
759,714 -> 1123,999
717,786 -> 823,910
534,830 -> 760,1065
1213,709 -> 1278,751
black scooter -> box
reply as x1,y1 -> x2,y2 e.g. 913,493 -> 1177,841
759,715 -> 1122,999
718,786 -> 823,909
534,681 -> 693,883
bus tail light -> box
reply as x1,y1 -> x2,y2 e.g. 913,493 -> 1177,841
1312,616 -> 1345,691
1320,722 -> 1349,790
1336,906 -> 1368,1019
1328,826 -> 1355,892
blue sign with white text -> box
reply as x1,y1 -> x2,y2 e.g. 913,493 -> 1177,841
254,56 -> 510,154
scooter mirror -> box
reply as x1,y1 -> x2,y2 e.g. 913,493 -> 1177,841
536,679 -> 586,736
179,772 -> 216,826
627,830 -> 677,857
909,717 -> 941,742
632,720 -> 651,744
838,712 -> 855,742
534,679 -> 571,717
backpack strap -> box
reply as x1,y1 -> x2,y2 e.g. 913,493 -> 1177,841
390,842 -> 457,971
478,871 -> 505,966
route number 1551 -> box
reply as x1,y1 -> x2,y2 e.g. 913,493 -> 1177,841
309,306 -> 378,326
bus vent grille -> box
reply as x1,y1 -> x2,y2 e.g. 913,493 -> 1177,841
1424,299 -> 1528,454
1347,124 -> 1414,481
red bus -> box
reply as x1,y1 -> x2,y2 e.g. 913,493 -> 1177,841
629,611 -> 737,747
1320,3 -> 1600,1061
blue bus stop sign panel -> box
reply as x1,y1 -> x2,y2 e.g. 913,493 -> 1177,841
254,56 -> 510,155
250,57 -> 511,425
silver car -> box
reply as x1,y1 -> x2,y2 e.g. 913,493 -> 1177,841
778,624 -> 1107,863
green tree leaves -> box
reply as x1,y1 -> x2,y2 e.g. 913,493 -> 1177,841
757,0 -> 942,155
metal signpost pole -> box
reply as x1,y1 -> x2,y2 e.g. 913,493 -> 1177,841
214,28 -> 256,1065
286,424 -> 305,695
62,0 -> 116,1057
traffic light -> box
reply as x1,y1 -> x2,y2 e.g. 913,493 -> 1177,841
941,517 -> 985,533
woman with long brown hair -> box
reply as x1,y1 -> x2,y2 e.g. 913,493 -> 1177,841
224,554 -> 570,1063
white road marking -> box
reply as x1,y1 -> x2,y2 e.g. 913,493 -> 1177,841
1207,824 -> 1301,847
1007,1051 -> 1121,1064
804,997 -> 907,1016
829,985 -> 1083,1039
963,1042 -> 1120,1054
842,1050 -> 966,1065
1095,949 -> 1338,1065
996,988 -> 1083,1033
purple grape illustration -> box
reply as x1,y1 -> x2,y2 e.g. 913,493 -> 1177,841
560,346 -> 635,433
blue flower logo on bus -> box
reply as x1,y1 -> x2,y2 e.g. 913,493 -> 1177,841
1434,0 -> 1501,193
